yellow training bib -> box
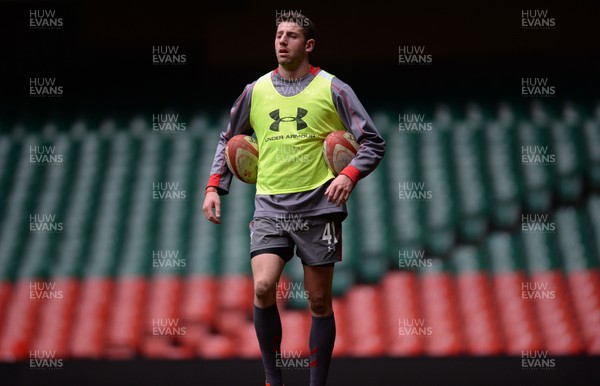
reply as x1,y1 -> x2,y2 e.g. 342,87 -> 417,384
250,70 -> 345,195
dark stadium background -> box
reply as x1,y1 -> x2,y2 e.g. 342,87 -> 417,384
1,0 -> 600,385
2,0 -> 599,121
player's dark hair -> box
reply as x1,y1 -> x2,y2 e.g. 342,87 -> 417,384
276,12 -> 316,41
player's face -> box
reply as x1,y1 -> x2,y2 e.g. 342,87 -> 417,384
275,22 -> 313,69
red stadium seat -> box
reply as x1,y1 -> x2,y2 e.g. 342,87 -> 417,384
69,277 -> 114,358
30,278 -> 80,358
346,285 -> 385,356
280,310 -> 311,356
455,272 -> 503,355
332,298 -> 349,357
492,271 -> 544,354
215,309 -> 250,339
105,277 -> 148,359
219,275 -> 254,313
529,270 -> 584,355
0,281 -> 12,339
198,334 -> 236,359
566,269 -> 600,354
181,276 -> 218,326
0,280 -> 44,361
235,322 -> 262,358
141,334 -> 195,359
381,271 -> 424,356
144,276 -> 183,331
420,272 -> 463,356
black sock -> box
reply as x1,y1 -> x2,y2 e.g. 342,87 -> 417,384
309,313 -> 336,386
254,304 -> 283,386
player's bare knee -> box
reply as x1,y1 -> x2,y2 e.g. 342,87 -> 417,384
254,279 -> 276,301
307,293 -> 332,316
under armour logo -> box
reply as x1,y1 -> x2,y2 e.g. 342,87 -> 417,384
269,108 -> 308,131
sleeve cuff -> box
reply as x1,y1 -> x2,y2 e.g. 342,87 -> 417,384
339,165 -> 360,185
206,174 -> 221,189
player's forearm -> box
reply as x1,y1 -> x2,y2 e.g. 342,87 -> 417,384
206,83 -> 255,194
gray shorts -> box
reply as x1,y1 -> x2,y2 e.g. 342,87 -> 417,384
249,214 -> 343,266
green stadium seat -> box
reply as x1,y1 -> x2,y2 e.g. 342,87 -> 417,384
390,124 -> 423,250
451,123 -> 489,242
521,221 -> 561,273
583,120 -> 600,189
332,197 -> 357,297
2,101 -> 600,361
484,121 -> 522,229
555,207 -> 597,272
354,167 -> 389,283
551,122 -> 584,204
420,121 -> 456,255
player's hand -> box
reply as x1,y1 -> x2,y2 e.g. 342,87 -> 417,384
203,192 -> 222,224
325,174 -> 355,207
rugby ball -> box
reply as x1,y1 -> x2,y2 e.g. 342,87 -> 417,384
323,131 -> 359,175
225,134 -> 259,184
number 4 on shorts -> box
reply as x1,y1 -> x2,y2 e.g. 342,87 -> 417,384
322,222 -> 338,245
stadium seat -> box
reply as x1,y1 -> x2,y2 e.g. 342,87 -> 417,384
105,277 -> 148,359
452,246 -> 503,355
346,285 -> 385,356
419,261 -> 463,356
382,271 -> 424,356
1,100 -> 600,363
69,277 -> 114,358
